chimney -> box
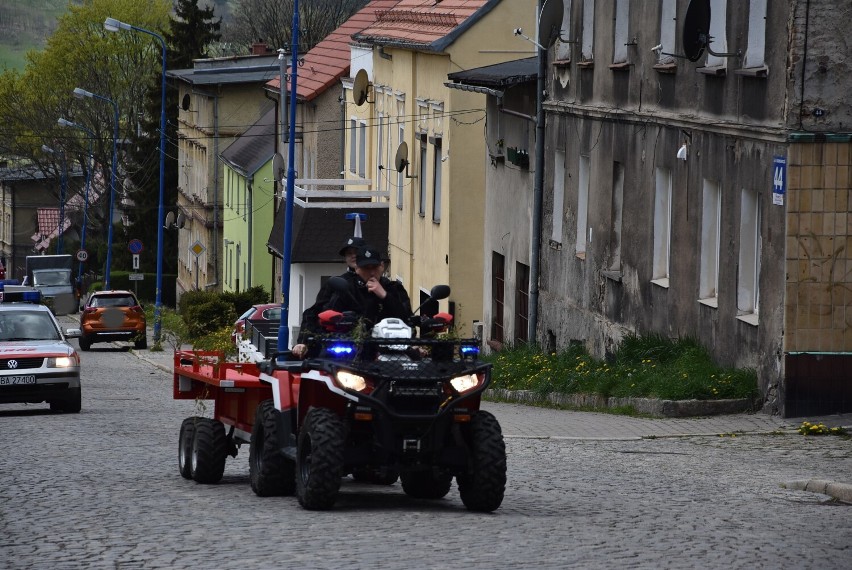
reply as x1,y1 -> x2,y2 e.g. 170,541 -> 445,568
251,41 -> 269,55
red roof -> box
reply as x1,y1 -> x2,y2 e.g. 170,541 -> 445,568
353,0 -> 491,48
266,0 -> 401,101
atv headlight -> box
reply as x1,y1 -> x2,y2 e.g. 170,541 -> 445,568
450,373 -> 479,393
336,370 -> 367,392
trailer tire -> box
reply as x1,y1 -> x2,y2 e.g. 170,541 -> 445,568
250,400 -> 295,496
296,407 -> 345,510
179,417 -> 199,479
401,469 -> 453,499
457,410 -> 506,512
191,418 -> 227,484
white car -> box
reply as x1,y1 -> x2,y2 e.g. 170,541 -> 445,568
0,298 -> 83,413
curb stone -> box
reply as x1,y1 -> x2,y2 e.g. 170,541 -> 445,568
781,479 -> 852,504
485,388 -> 758,418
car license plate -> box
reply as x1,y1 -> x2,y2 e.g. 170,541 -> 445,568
0,375 -> 37,385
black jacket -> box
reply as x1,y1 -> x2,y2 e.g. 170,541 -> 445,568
325,275 -> 412,328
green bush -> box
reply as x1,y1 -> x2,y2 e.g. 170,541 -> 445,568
179,291 -> 236,338
220,285 -> 270,317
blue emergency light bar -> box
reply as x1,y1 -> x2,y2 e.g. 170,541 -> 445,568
460,345 -> 480,356
327,343 -> 355,356
0,285 -> 42,303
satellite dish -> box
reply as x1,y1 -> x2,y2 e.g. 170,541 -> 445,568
537,0 -> 563,48
272,152 -> 285,179
394,142 -> 409,173
352,69 -> 372,106
682,0 -> 711,62
164,211 -> 175,228
181,93 -> 191,111
176,212 -> 186,229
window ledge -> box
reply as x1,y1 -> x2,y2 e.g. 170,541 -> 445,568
575,251 -> 586,260
577,60 -> 594,69
651,277 -> 669,289
735,65 -> 768,78
698,297 -> 718,309
609,62 -> 631,71
736,313 -> 759,326
697,65 -> 727,77
653,62 -> 677,74
603,270 -> 623,282
553,58 -> 571,68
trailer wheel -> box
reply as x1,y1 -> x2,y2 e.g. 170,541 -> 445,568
457,410 -> 506,512
179,417 -> 199,479
191,418 -> 227,484
401,469 -> 453,499
296,407 -> 345,510
250,400 -> 295,496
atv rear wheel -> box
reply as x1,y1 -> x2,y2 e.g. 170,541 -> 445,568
457,410 -> 506,512
250,400 -> 295,496
401,469 -> 453,499
178,417 -> 199,479
296,407 -> 346,510
190,418 -> 227,484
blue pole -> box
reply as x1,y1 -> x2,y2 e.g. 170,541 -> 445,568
104,98 -> 119,290
277,0 -> 299,356
79,136 -> 93,285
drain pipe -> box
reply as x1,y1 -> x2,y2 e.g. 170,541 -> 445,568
529,0 -> 546,342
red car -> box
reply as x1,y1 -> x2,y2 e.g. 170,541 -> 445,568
232,303 -> 281,343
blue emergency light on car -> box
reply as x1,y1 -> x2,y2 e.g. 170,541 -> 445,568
0,285 -> 42,303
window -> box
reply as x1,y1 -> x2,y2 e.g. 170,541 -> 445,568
551,150 -> 566,244
609,162 -> 624,271
704,0 -> 728,69
397,124 -> 405,209
737,188 -> 761,321
652,167 -> 672,284
741,0 -> 768,73
612,0 -> 629,65
515,262 -> 529,343
581,0 -> 595,62
576,155 -> 590,256
418,135 -> 427,217
432,138 -> 442,222
491,252 -> 505,344
699,180 -> 721,304
358,121 -> 367,178
656,0 -> 676,66
555,0 -> 573,61
349,118 -> 357,173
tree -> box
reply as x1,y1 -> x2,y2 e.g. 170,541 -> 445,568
225,0 -> 369,53
122,0 -> 222,276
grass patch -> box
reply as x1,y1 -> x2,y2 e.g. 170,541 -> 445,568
483,334 -> 759,401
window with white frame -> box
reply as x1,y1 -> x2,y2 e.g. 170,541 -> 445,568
417,99 -> 428,134
397,123 -> 405,209
652,167 -> 672,284
609,162 -> 624,271
743,0 -> 767,70
349,118 -> 357,173
551,150 -> 566,244
556,0 -> 572,61
358,120 -> 367,178
656,0 -> 676,65
699,179 -> 721,304
432,138 -> 442,222
576,155 -> 590,256
418,135 -> 427,216
705,0 -> 728,69
737,187 -> 761,319
612,0 -> 629,65
581,0 -> 595,62
377,114 -> 385,189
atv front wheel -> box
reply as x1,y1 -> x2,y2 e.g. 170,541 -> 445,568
457,410 -> 506,512
401,469 -> 453,499
250,400 -> 295,496
296,407 -> 345,510
190,418 -> 227,484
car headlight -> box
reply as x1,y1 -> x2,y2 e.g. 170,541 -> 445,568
450,373 -> 480,393
47,355 -> 78,368
336,370 -> 367,391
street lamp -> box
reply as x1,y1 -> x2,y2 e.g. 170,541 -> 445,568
41,144 -> 67,254
104,16 -> 167,342
58,118 -> 94,288
72,87 -> 118,290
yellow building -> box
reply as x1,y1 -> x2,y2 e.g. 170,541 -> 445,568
343,0 -> 536,332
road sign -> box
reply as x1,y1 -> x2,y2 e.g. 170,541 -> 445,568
128,239 -> 144,254
129,273 -> 144,281
132,254 -> 140,270
76,249 -> 89,262
190,241 -> 206,257
772,156 -> 786,206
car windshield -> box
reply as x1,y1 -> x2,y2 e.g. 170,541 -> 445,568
32,269 -> 70,286
90,295 -> 136,308
0,311 -> 60,341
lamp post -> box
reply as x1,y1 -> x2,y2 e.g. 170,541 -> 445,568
72,87 -> 118,290
41,144 -> 67,254
104,16 -> 167,342
58,118 -> 94,287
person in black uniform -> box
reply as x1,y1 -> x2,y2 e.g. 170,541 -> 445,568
291,244 -> 411,358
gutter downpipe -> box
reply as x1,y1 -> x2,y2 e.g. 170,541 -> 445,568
529,0 -> 546,342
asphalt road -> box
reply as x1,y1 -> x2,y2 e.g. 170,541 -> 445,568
0,337 -> 850,569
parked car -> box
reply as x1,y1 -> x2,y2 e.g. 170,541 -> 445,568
79,290 -> 147,351
0,288 -> 82,413
232,303 -> 281,343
